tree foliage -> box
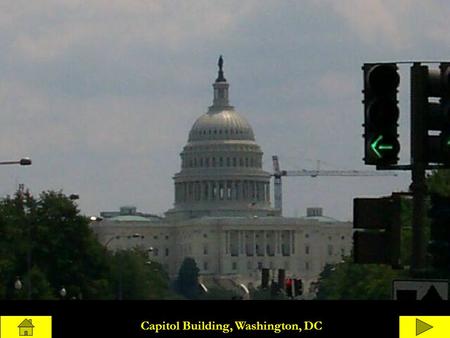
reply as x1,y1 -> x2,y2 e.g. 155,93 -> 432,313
427,169 -> 450,196
0,189 -> 172,299
315,258 -> 408,300
110,249 -> 174,300
175,257 -> 200,299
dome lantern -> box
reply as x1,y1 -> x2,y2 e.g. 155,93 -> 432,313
210,55 -> 233,112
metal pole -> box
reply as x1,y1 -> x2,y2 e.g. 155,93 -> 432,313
118,251 -> 123,300
27,238 -> 32,300
410,63 -> 427,272
20,185 -> 32,300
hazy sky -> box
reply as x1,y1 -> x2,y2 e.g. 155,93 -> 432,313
1,0 -> 448,221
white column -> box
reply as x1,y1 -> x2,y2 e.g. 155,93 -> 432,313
225,231 -> 229,255
291,230 -> 295,254
262,231 -> 266,257
276,231 -> 280,255
183,182 -> 187,202
201,181 -> 205,201
174,183 -> 179,203
209,181 -> 216,201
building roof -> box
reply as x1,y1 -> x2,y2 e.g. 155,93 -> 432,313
108,215 -> 158,222
188,110 -> 255,142
299,215 -> 341,223
18,319 -> 34,328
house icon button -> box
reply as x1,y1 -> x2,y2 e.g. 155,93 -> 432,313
18,319 -> 35,336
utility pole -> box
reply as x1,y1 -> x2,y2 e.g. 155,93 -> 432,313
410,63 -> 427,273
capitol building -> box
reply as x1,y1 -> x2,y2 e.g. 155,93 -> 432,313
91,58 -> 352,296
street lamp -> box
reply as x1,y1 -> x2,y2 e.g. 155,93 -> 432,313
60,287 -> 67,299
0,158 -> 32,166
14,276 -> 23,291
104,234 -> 145,300
104,234 -> 145,248
13,276 -> 23,299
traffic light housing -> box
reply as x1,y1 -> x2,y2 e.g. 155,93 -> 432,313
285,278 -> 302,298
261,268 -> 269,289
428,193 -> 450,270
294,279 -> 303,297
353,196 -> 402,267
411,63 -> 450,166
363,63 -> 400,165
277,269 -> 285,289
285,278 -> 293,298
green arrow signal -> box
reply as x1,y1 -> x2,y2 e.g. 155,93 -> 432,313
371,135 -> 394,159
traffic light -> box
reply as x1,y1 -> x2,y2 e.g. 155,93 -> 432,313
353,196 -> 402,267
285,278 -> 302,298
411,63 -> 450,166
363,63 -> 400,165
277,269 -> 285,289
294,279 -> 303,297
285,278 -> 293,298
261,268 -> 269,289
428,193 -> 450,270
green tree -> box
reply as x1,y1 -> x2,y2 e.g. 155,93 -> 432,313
315,258 -> 408,300
427,169 -> 450,196
175,257 -> 200,299
109,249 -> 173,299
0,189 -> 112,299
0,188 -> 175,299
426,169 -> 450,278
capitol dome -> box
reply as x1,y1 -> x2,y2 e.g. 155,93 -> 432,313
166,57 -> 275,220
188,110 -> 255,142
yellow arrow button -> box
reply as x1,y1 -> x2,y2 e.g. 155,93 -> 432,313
400,316 -> 450,338
416,318 -> 433,336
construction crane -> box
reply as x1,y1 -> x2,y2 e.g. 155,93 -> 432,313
272,155 -> 398,215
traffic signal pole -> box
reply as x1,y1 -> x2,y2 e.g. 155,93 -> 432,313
361,61 -> 450,274
410,63 -> 427,273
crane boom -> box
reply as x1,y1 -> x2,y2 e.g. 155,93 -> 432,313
271,155 -> 398,215
281,170 -> 398,177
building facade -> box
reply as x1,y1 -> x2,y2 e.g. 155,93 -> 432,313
91,58 -> 352,296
